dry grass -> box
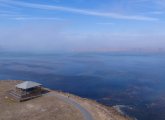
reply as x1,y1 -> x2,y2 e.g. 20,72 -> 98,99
0,80 -> 132,120
54,91 -> 133,120
0,80 -> 83,120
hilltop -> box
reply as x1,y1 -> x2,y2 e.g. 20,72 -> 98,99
0,80 -> 132,120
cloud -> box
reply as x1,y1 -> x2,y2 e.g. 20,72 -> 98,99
0,23 -> 165,53
0,0 -> 164,53
0,8 -> 65,21
11,17 -> 65,21
137,0 -> 165,9
1,0 -> 158,21
96,22 -> 114,25
148,11 -> 164,15
155,0 -> 165,7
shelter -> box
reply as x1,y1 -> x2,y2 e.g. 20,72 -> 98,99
9,81 -> 42,101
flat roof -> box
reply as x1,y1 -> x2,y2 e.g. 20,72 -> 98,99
16,81 -> 42,89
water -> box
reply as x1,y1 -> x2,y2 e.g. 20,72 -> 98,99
0,52 -> 165,120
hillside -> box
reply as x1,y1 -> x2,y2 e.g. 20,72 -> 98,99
0,80 -> 132,120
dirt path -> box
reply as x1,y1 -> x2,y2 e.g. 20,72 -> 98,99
47,92 -> 94,120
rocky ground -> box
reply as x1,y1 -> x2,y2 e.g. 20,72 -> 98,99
0,80 -> 132,120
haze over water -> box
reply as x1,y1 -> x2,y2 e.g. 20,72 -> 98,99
0,52 -> 165,120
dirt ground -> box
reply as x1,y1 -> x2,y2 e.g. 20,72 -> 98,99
54,91 -> 133,120
0,80 -> 83,120
0,80 -> 132,120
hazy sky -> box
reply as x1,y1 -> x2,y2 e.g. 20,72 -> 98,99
0,0 -> 165,52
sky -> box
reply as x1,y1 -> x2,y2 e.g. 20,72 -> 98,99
0,0 -> 165,53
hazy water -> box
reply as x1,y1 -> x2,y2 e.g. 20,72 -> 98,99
0,52 -> 165,120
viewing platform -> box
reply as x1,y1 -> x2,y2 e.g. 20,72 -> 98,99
8,81 -> 42,102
